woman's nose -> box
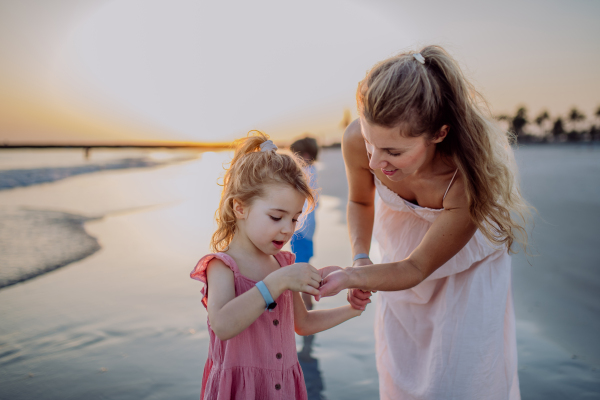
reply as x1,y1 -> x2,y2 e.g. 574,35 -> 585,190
368,149 -> 386,170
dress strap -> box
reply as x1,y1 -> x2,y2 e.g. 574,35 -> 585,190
443,169 -> 458,201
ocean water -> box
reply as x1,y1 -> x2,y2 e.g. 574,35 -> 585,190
0,145 -> 599,399
0,149 -> 198,288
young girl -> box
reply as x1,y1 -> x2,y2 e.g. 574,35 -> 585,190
190,131 -> 362,400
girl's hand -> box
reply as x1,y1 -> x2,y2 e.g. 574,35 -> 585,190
347,289 -> 372,311
267,263 -> 322,296
348,257 -> 374,310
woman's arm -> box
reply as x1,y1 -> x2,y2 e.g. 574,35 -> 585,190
343,119 -> 376,258
292,291 -> 362,336
320,173 -> 478,296
206,259 -> 322,341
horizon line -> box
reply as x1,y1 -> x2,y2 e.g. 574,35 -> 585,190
0,140 -> 234,150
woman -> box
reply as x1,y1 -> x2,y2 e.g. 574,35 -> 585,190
319,46 -> 529,399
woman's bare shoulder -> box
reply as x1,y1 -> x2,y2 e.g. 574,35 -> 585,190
342,119 -> 363,148
342,119 -> 370,170
442,169 -> 469,211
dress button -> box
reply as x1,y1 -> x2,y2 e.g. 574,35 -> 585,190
273,319 -> 279,326
275,384 -> 281,390
276,352 -> 282,359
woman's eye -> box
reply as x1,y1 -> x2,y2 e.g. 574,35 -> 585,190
270,216 -> 282,221
387,151 -> 402,157
292,219 -> 298,223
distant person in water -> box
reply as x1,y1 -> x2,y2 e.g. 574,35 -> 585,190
290,137 -> 319,310
190,131 -> 363,400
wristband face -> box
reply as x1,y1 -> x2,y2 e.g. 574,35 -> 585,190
353,253 -> 370,262
256,280 -> 277,311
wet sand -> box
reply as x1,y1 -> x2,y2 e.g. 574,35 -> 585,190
0,145 -> 599,399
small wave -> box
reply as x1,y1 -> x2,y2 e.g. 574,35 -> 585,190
0,208 -> 101,289
0,156 -> 194,191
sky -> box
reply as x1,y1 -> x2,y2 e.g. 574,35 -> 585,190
0,0 -> 599,144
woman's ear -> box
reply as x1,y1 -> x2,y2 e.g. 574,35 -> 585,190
432,125 -> 449,144
232,199 -> 246,219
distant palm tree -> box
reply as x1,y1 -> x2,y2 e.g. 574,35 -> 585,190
534,110 -> 550,135
339,109 -> 352,130
568,107 -> 586,132
552,117 -> 565,137
511,107 -> 528,137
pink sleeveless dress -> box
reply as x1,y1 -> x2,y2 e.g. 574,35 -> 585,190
372,175 -> 520,400
190,251 -> 307,400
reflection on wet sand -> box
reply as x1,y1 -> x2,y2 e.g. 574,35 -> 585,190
298,334 -> 325,400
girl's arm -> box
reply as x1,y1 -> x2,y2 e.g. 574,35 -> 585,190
292,291 -> 362,336
206,259 -> 321,341
343,119 -> 376,259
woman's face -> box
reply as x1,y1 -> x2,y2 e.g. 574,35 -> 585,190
360,118 -> 434,182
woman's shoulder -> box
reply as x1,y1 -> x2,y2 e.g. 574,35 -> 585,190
342,119 -> 371,171
441,169 -> 468,210
342,119 -> 363,147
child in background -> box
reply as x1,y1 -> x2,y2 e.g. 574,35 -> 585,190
190,131 -> 362,400
290,137 -> 319,310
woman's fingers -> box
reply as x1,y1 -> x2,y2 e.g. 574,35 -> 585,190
318,265 -> 342,279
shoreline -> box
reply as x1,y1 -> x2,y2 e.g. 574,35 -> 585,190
0,208 -> 101,289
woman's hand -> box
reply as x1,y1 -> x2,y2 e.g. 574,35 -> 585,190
313,266 -> 343,301
265,263 -> 322,296
318,268 -> 352,298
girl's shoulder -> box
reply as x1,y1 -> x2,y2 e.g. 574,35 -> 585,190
190,252 -> 240,284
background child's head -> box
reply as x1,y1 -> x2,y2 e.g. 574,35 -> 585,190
211,131 -> 317,252
290,136 -> 319,165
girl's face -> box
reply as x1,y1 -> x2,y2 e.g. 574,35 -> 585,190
235,184 -> 305,256
360,118 -> 443,182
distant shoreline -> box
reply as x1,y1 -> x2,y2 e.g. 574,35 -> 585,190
0,143 -> 232,150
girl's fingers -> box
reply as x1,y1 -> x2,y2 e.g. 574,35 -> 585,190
310,277 -> 322,288
304,285 -> 320,296
348,292 -> 370,309
353,289 -> 372,300
310,271 -> 322,283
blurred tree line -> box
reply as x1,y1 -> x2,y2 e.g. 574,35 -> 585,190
496,105 -> 600,143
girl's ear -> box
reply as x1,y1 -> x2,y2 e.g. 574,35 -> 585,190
432,125 -> 449,144
232,199 -> 246,219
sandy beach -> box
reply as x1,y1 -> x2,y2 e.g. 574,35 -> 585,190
1,145 -> 599,399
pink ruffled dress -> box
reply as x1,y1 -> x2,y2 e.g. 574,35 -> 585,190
190,251 -> 307,400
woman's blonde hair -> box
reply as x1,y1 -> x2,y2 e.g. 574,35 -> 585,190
210,131 -> 316,252
357,45 -> 530,252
